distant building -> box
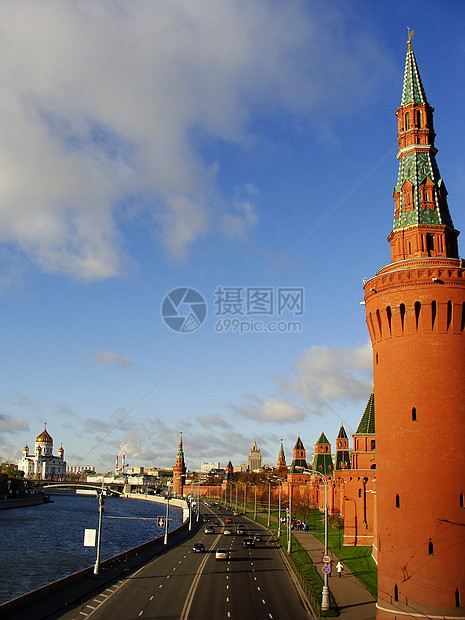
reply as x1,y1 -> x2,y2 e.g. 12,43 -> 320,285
17,426 -> 66,480
247,441 -> 262,471
200,461 -> 220,473
67,465 -> 95,474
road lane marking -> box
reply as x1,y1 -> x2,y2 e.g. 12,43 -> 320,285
262,599 -> 266,604
150,596 -> 154,600
180,531 -> 223,620
139,612 -> 143,616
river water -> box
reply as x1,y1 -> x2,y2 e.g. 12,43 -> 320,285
0,493 -> 182,605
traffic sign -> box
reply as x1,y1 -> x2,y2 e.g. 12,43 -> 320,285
322,563 -> 332,575
322,555 -> 331,563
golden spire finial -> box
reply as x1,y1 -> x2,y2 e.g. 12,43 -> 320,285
407,27 -> 414,48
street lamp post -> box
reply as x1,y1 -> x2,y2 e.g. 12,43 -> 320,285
93,490 -> 105,574
196,484 -> 200,522
243,485 -> 247,515
94,471 -> 112,575
302,469 -> 330,611
164,493 -> 170,545
235,483 -> 238,513
287,482 -> 292,554
254,485 -> 257,520
275,479 -> 283,538
267,482 -> 271,526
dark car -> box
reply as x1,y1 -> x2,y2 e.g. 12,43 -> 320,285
193,542 -> 205,553
243,537 -> 255,548
253,534 -> 262,542
236,526 -> 245,535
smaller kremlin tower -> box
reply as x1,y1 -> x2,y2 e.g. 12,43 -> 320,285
172,432 -> 186,496
275,439 -> 288,476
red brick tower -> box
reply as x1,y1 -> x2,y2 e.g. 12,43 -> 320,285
275,439 -> 288,477
172,432 -> 186,496
364,34 -> 465,618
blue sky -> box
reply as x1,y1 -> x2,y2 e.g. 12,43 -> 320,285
1,1 -> 464,472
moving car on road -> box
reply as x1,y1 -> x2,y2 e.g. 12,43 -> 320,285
243,537 -> 255,548
204,525 -> 215,534
193,542 -> 205,553
223,528 -> 233,535
215,548 -> 229,560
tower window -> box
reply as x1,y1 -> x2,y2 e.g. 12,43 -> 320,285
394,584 -> 399,602
386,306 -> 392,334
405,112 -> 410,130
426,234 -> 435,255
412,407 -> 417,421
359,488 -> 362,498
460,493 -> 464,509
400,304 -> 406,332
456,588 -> 461,608
432,301 -> 437,330
428,539 -> 434,556
396,494 -> 400,508
416,110 -> 421,127
371,440 -> 376,450
415,301 -> 421,331
447,301 -> 452,331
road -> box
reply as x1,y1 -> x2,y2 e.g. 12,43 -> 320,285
57,503 -> 311,620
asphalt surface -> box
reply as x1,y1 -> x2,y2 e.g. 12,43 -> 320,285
55,503 -> 311,620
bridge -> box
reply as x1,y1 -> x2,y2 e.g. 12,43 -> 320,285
36,482 -> 123,496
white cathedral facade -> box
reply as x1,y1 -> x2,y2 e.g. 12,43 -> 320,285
17,426 -> 67,480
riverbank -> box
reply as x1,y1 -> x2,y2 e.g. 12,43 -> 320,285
0,493 -> 50,510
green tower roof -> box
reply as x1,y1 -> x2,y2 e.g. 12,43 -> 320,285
401,35 -> 428,106
316,432 -> 330,445
356,391 -> 375,435
393,37 -> 454,233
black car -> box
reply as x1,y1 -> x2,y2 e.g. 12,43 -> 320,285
243,537 -> 255,548
193,542 -> 205,553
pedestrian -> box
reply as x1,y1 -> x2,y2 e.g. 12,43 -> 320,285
336,561 -> 344,578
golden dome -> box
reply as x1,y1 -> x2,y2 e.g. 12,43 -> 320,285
23,443 -> 29,452
35,428 -> 53,443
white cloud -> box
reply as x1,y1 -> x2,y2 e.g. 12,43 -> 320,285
0,1 -> 390,282
91,350 -> 134,370
230,395 -> 306,423
0,413 -> 29,433
294,340 -> 373,405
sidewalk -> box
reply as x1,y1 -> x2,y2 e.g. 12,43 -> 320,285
292,531 -> 376,619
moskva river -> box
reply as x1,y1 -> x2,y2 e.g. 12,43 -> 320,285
0,493 -> 182,604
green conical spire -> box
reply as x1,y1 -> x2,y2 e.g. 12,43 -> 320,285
401,33 -> 427,106
356,390 -> 375,435
392,35 -> 455,234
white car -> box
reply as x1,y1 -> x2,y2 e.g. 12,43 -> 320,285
215,548 -> 229,560
223,528 -> 233,535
